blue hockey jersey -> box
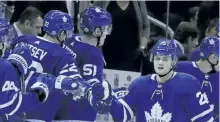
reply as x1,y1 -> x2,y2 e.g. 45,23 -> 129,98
56,34 -> 105,121
63,34 -> 104,83
11,35 -> 82,121
0,58 -> 40,117
109,72 -> 214,122
176,61 -> 219,117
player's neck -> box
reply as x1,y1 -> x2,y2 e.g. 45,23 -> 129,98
15,22 -> 27,34
156,70 -> 174,83
196,60 -> 213,74
43,34 -> 60,44
82,35 -> 98,47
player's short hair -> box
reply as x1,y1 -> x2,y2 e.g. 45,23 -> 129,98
206,18 -> 219,33
174,22 -> 199,44
18,6 -> 42,25
188,6 -> 199,19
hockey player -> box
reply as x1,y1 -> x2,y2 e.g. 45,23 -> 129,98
176,36 -> 219,120
10,10 -> 89,122
188,18 -> 219,61
59,6 -> 112,121
89,39 -> 214,122
0,17 -> 57,116
0,42 -> 55,117
0,17 -> 65,121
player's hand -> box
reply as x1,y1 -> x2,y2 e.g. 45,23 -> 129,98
29,73 -> 55,102
7,42 -> 32,76
56,75 -> 90,101
89,80 -> 113,113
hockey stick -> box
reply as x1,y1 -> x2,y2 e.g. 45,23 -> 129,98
20,76 -> 26,122
165,0 -> 171,39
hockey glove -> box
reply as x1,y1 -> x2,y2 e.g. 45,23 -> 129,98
89,80 -> 114,114
30,73 -> 55,102
55,75 -> 91,101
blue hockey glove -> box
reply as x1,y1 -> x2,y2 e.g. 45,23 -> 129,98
29,73 -> 55,102
89,80 -> 114,114
55,75 -> 91,101
7,42 -> 32,76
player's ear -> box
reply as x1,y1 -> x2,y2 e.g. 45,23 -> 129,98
188,36 -> 192,42
94,28 -> 101,37
208,54 -> 217,64
24,20 -> 31,28
59,31 -> 67,41
172,56 -> 178,66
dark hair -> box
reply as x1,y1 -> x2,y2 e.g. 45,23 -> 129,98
188,6 -> 199,19
206,18 -> 219,33
18,6 -> 42,24
174,22 -> 199,44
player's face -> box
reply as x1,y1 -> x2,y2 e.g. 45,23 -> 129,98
97,25 -> 112,46
188,36 -> 198,53
154,55 -> 173,75
26,16 -> 43,36
58,30 -> 73,43
209,54 -> 219,72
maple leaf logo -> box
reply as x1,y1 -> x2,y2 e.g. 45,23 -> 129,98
145,102 -> 172,122
62,16 -> 67,23
209,39 -> 215,45
95,8 -> 101,13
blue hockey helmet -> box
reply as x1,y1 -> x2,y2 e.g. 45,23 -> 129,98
200,36 -> 219,59
80,6 -> 112,34
0,17 -> 15,46
151,39 -> 179,62
7,42 -> 32,76
43,10 -> 73,39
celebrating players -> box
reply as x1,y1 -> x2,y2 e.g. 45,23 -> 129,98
59,6 -> 112,122
10,10 -> 89,122
89,39 -> 214,122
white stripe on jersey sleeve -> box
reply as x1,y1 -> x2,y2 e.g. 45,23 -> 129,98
6,92 -> 22,116
207,117 -> 214,122
118,99 -> 134,121
0,93 -> 18,109
191,104 -> 214,121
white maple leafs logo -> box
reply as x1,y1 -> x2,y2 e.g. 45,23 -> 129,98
62,16 -> 67,23
145,102 -> 172,122
95,8 -> 101,13
209,39 -> 215,45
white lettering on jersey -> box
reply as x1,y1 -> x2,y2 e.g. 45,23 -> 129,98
83,64 -> 97,76
27,44 -> 47,61
63,44 -> 77,59
196,91 -> 209,106
2,81 -> 18,92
